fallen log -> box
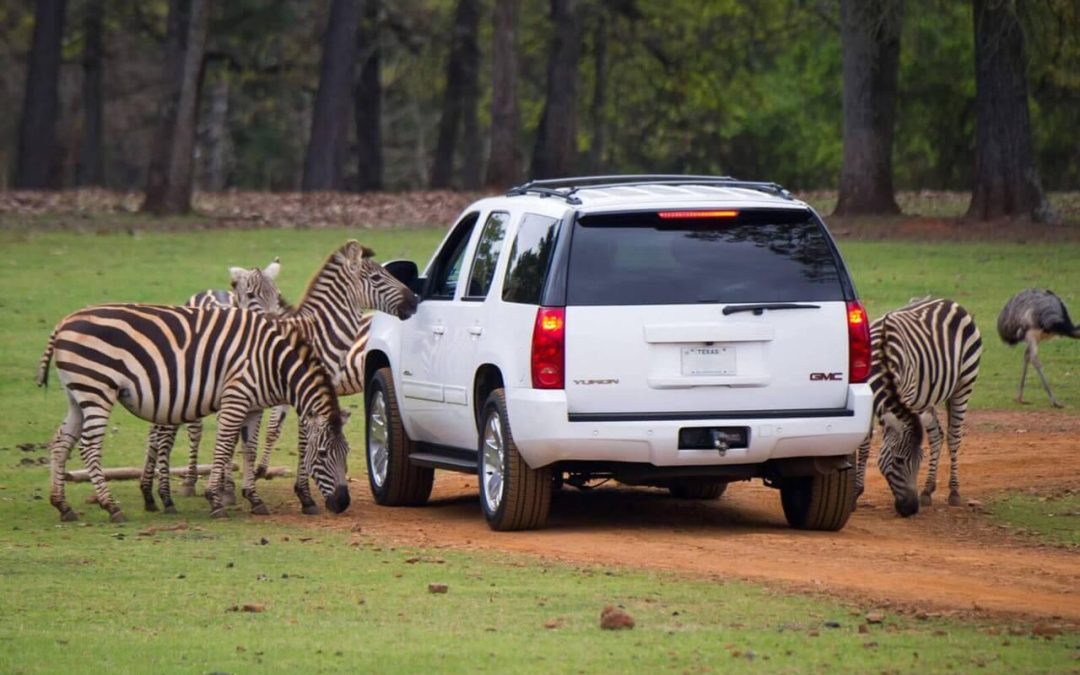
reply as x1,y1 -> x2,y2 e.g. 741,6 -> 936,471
63,464 -> 291,482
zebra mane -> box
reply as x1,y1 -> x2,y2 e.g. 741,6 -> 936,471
295,240 -> 373,311
280,326 -> 343,424
876,311 -> 924,444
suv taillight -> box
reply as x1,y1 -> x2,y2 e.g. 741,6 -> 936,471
847,300 -> 872,384
531,307 -> 565,389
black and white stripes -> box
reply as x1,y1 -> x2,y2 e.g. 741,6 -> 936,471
38,303 -> 351,522
855,297 -> 983,516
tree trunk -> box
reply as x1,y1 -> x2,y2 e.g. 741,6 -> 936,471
14,0 -> 67,190
588,19 -> 607,175
834,0 -> 902,216
485,0 -> 522,189
430,0 -> 481,189
202,76 -> 230,191
142,0 -> 210,215
302,0 -> 360,192
966,0 -> 1053,222
530,0 -> 582,180
354,0 -> 383,192
77,0 -> 105,187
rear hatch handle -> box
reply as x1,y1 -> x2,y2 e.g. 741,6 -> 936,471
721,303 -> 820,316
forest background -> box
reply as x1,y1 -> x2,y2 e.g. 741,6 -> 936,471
0,0 -> 1077,217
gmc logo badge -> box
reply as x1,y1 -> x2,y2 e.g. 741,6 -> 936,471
810,372 -> 844,381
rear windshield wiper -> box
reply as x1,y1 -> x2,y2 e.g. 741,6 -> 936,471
721,303 -> 821,316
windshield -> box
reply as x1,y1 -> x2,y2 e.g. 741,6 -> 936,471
566,209 -> 845,306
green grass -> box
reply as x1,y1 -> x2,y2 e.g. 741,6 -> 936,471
1,226 -> 1078,672
987,490 -> 1080,547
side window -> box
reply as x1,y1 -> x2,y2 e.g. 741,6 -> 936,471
464,212 -> 509,300
502,213 -> 561,305
428,212 -> 480,300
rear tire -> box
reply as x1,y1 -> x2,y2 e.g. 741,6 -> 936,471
780,468 -> 854,531
365,367 -> 433,506
667,479 -> 728,500
478,389 -> 551,531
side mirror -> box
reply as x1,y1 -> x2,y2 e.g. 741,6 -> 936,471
383,259 -> 422,294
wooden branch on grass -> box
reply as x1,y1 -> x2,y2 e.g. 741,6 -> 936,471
63,463 -> 291,482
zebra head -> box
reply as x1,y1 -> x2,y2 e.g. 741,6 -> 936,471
340,241 -> 419,320
230,258 -> 289,317
301,410 -> 351,514
877,412 -> 924,517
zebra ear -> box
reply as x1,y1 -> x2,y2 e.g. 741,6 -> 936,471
882,411 -> 902,431
360,245 -> 375,259
264,258 -> 281,280
229,267 -> 247,284
339,409 -> 352,426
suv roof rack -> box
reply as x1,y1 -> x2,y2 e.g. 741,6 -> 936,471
505,174 -> 794,205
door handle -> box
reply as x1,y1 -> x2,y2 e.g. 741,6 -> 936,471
431,325 -> 446,335
467,326 -> 483,336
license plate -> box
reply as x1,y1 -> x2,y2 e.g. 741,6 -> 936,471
681,346 -> 736,376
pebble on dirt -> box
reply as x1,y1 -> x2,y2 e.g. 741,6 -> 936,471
600,605 -> 635,630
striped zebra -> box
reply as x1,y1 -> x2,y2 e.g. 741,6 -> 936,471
151,240 -> 418,515
139,259 -> 287,514
37,304 -> 351,522
854,297 -> 982,517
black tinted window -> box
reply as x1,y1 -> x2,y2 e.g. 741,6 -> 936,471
429,212 -> 479,299
566,209 -> 844,306
465,212 -> 509,299
502,213 -> 561,304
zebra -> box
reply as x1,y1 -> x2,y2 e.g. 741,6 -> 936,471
151,240 -> 418,515
37,304 -> 351,522
138,259 -> 288,514
854,297 -> 982,517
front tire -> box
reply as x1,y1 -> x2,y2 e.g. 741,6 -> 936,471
365,367 -> 433,506
478,389 -> 551,531
780,468 -> 854,531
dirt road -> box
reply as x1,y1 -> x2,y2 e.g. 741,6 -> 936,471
296,410 -> 1079,623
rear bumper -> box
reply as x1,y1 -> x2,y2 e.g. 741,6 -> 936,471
505,385 -> 873,469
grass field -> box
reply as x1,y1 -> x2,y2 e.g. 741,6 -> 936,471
1,224 -> 1078,672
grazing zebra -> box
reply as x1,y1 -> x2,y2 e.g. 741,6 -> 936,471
139,259 -> 288,514
152,240 -> 419,515
37,304 -> 351,522
854,297 -> 982,517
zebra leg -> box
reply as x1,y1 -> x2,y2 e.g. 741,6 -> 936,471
293,427 -> 320,515
256,405 -> 287,479
239,411 -> 271,516
154,424 -> 180,514
853,429 -> 872,509
944,399 -> 969,506
77,406 -> 125,523
180,420 -> 202,496
205,405 -> 246,519
919,409 -> 944,507
48,400 -> 83,522
141,425 -> 167,511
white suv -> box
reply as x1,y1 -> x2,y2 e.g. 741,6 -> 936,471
363,175 -> 873,531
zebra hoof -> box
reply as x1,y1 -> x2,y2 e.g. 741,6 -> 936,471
301,504 -> 320,516
109,510 -> 127,524
210,508 -> 230,519
254,466 -> 268,479
144,502 -> 159,512
60,509 -> 79,522
947,493 -> 963,507
163,505 -> 178,515
250,503 -> 271,516
919,493 -> 932,507
179,485 -> 196,497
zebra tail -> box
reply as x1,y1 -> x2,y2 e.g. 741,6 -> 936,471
36,328 -> 58,388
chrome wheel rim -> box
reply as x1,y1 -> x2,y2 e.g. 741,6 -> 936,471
367,390 -> 389,488
481,411 -> 505,513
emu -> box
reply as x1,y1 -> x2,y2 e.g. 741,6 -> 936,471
997,289 -> 1079,408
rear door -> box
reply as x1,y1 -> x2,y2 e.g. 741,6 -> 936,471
562,208 -> 853,416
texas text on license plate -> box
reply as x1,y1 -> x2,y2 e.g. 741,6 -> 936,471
681,345 -> 736,376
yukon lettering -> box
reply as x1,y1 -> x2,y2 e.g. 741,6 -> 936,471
573,378 -> 620,385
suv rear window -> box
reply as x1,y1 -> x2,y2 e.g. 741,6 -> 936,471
566,209 -> 844,306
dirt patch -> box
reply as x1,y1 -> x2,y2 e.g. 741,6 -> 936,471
276,410 -> 1080,624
